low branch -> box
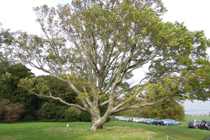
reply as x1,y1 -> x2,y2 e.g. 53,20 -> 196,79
53,76 -> 83,96
111,86 -> 144,112
100,100 -> 109,106
34,92 -> 87,112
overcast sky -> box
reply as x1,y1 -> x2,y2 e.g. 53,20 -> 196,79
0,0 -> 210,114
0,0 -> 210,37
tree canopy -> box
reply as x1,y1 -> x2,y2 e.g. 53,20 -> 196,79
4,0 -> 210,131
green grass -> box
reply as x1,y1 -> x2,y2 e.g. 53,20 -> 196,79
0,120 -> 210,140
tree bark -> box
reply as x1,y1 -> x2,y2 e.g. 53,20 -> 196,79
90,109 -> 108,132
90,117 -> 107,132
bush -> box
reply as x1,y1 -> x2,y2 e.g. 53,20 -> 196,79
64,107 -> 91,122
37,102 -> 92,122
64,107 -> 81,122
38,102 -> 66,121
79,111 -> 91,122
22,114 -> 37,121
0,99 -> 25,122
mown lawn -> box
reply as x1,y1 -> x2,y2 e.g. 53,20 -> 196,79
0,120 -> 210,140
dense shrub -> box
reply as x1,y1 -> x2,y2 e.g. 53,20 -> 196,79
79,111 -> 91,122
38,102 -> 66,121
64,107 -> 91,122
0,99 -> 25,122
38,103 -> 91,122
64,107 -> 81,122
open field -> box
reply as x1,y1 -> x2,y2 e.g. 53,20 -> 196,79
0,120 -> 210,140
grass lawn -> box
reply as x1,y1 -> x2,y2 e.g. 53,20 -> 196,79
0,120 -> 210,140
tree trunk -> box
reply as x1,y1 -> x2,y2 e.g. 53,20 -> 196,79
90,117 -> 106,132
89,100 -> 112,132
90,110 -> 109,132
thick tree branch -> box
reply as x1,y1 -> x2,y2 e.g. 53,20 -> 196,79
34,92 -> 87,112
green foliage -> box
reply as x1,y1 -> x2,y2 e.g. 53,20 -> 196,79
36,75 -> 78,103
117,99 -> 184,121
0,61 -> 82,122
19,75 -> 93,122
141,99 -> 184,120
182,60 -> 210,100
0,28 -> 13,45
64,107 -> 91,122
145,77 -> 180,99
0,62 -> 33,101
19,75 -> 83,121
0,28 -> 14,62
118,77 -> 185,120
79,111 -> 91,122
0,62 -> 40,120
71,0 -> 166,15
3,0 -> 210,129
19,75 -> 80,104
38,102 -> 66,121
148,25 -> 208,82
14,0 -> 209,105
143,77 -> 185,120
64,107 -> 82,122
38,103 -> 91,122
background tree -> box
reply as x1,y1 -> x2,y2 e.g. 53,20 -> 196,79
118,99 -> 184,121
118,77 -> 185,120
0,26 -> 14,63
0,61 -> 39,119
182,59 -> 210,100
28,75 -> 79,121
11,0 -> 209,131
0,61 -> 82,121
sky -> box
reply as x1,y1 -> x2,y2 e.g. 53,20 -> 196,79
0,0 -> 210,39
163,0 -> 210,37
0,0 -> 68,34
0,0 -> 210,114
